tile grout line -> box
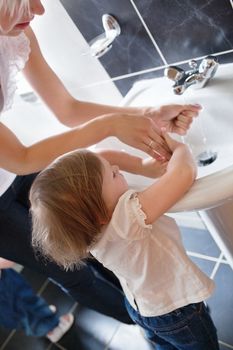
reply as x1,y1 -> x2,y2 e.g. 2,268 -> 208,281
0,278 -> 50,349
104,323 -> 122,350
0,281 -> 77,350
220,339 -> 233,350
112,47 -> 233,80
129,0 -> 168,65
69,301 -> 79,314
187,251 -> 229,264
46,302 -> 77,349
210,252 -> 224,280
175,215 -> 205,230
37,279 -> 50,296
0,330 -> 16,350
45,287 -> 78,349
0,272 -> 54,349
82,48 -> 233,88
47,342 -> 67,350
82,63 -> 167,87
219,340 -> 233,349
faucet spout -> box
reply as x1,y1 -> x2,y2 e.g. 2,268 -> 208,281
164,55 -> 218,95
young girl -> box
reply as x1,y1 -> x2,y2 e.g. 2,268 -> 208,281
29,136 -> 219,350
0,0 -> 201,323
0,258 -> 74,343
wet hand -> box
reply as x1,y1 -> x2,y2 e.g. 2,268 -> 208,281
146,103 -> 202,135
113,114 -> 171,161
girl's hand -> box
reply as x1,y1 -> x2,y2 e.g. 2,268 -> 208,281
162,131 -> 197,179
141,157 -> 167,178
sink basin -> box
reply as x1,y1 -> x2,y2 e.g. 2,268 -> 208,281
97,62 -> 233,212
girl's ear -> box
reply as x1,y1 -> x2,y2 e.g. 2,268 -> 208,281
98,212 -> 110,226
99,218 -> 108,225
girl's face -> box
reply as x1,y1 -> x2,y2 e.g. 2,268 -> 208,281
0,0 -> 45,36
100,156 -> 129,215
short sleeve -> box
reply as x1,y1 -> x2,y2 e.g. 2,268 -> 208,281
110,190 -> 152,241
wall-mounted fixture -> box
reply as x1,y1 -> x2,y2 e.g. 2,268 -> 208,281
164,55 -> 219,95
89,14 -> 121,58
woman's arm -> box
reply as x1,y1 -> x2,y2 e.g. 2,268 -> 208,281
23,27 -> 200,159
1,108 -> 175,175
23,27 -> 170,159
0,116 -> 122,174
137,134 -> 197,224
23,27 -> 144,127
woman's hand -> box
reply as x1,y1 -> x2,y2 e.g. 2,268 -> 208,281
111,114 -> 171,161
145,104 -> 202,135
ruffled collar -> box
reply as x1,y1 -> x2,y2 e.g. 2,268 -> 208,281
0,32 -> 31,113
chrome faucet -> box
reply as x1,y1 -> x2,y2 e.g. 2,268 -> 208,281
164,55 -> 219,95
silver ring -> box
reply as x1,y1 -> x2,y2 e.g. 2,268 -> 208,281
148,140 -> 154,148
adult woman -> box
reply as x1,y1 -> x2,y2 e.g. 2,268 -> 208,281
0,0 -> 200,323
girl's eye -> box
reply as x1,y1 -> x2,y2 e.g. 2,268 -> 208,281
113,171 -> 116,178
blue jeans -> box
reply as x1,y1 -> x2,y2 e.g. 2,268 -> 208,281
125,299 -> 219,350
0,269 -> 59,336
0,174 -> 132,324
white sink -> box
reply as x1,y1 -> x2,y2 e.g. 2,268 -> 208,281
97,62 -> 233,213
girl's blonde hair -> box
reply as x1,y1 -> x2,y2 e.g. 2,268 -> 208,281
0,0 -> 30,17
30,150 -> 109,271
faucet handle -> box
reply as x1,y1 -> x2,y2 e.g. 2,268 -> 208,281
164,66 -> 185,82
189,59 -> 198,70
88,14 -> 121,58
199,55 -> 219,79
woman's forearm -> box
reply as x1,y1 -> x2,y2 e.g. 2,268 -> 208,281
65,99 -> 147,127
23,27 -> 148,128
26,116 -> 115,173
11,116 -> 115,175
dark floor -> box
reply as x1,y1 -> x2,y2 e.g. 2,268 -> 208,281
0,225 -> 233,350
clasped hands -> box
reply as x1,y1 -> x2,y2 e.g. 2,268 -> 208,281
115,103 -> 201,162
144,103 -> 201,160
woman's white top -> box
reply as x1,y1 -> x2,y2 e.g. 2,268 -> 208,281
91,189 -> 215,317
0,32 -> 30,196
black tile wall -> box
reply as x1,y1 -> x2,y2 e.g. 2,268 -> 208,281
218,51 -> 233,64
60,0 -> 163,77
134,0 -> 233,63
114,51 -> 233,95
60,0 -> 233,95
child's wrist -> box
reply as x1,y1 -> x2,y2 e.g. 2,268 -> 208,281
129,157 -> 144,176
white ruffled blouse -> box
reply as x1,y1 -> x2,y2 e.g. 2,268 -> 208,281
0,32 -> 30,113
0,32 -> 31,196
91,189 -> 214,317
